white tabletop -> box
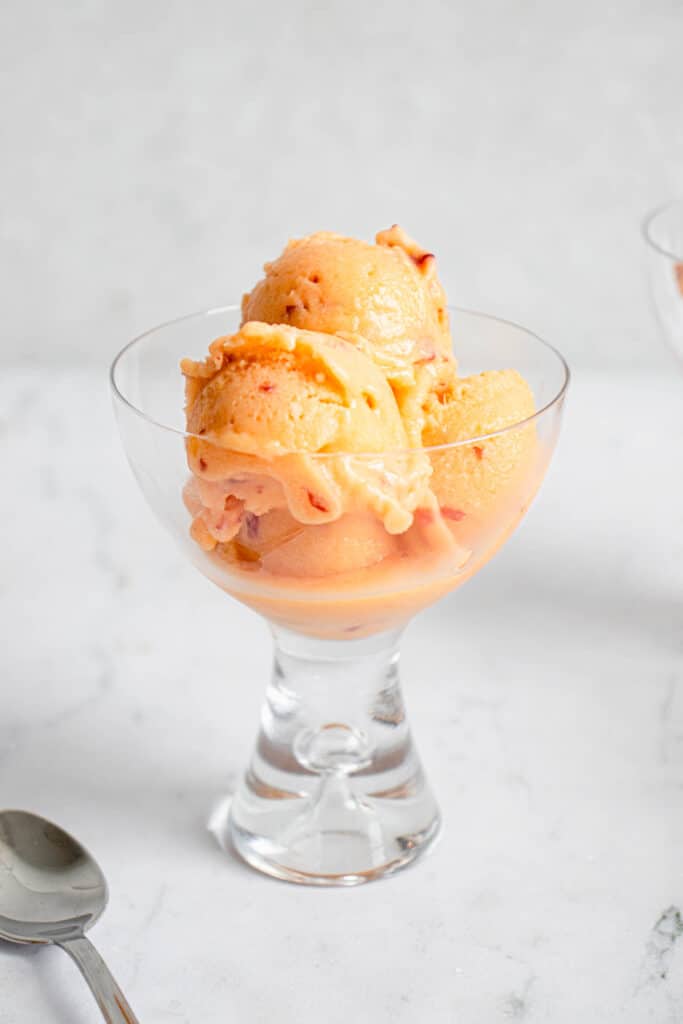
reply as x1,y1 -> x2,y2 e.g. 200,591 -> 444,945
1,365 -> 682,1023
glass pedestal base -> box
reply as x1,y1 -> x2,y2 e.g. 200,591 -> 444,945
222,627 -> 441,886
229,812 -> 441,886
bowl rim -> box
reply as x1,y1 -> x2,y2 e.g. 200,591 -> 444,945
110,304 -> 570,456
642,199 -> 683,262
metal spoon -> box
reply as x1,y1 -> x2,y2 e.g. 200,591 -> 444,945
0,809 -> 139,1023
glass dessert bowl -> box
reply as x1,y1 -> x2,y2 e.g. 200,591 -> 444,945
643,199 -> 683,363
111,305 -> 568,885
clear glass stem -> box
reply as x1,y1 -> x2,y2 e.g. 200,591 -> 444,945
227,626 -> 441,885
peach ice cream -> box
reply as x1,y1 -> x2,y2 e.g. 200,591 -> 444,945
233,510 -> 398,579
181,320 -> 432,577
676,263 -> 683,297
422,369 -> 536,541
183,321 -> 409,458
241,225 -> 455,442
180,227 -> 542,637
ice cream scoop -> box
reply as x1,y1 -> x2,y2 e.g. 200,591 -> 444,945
183,320 -> 409,457
241,226 -> 454,390
234,509 -> 398,578
422,369 -> 537,536
181,321 -> 432,560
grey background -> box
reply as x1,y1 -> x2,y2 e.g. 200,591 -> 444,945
1,0 -> 681,369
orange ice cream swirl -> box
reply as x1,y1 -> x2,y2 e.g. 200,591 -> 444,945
181,321 -> 434,557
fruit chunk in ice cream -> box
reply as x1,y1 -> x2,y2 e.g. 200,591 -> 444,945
422,369 -> 536,534
241,226 -> 453,390
181,320 -> 432,571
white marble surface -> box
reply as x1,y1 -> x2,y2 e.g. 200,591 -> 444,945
0,363 -> 682,1022
2,0 -> 683,371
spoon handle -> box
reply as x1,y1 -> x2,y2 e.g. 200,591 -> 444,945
57,935 -> 140,1024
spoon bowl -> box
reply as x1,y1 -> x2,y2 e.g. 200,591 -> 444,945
0,810 -> 139,1023
0,810 -> 107,944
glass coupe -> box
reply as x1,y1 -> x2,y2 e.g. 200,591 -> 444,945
643,199 -> 683,363
111,307 -> 568,886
